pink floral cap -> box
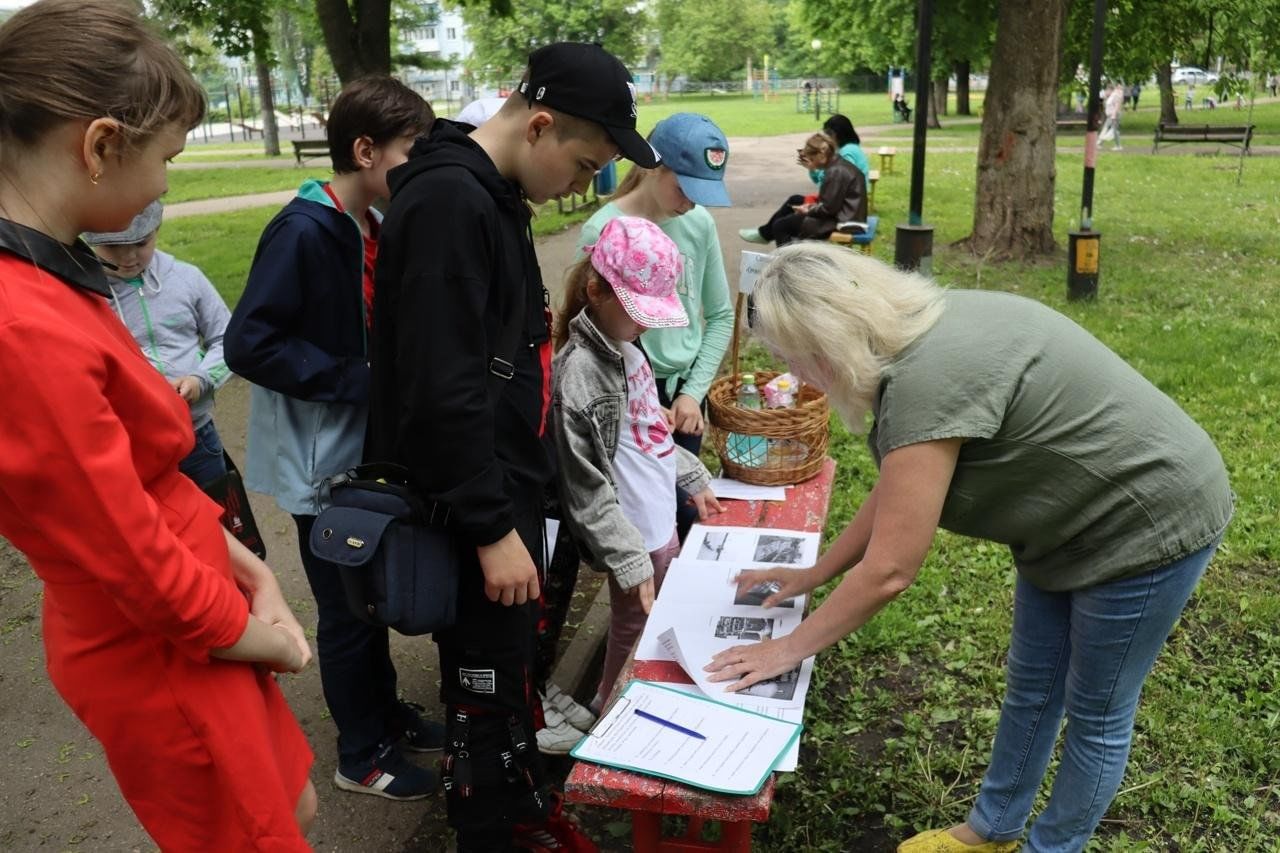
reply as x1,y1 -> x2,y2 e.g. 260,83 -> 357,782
586,216 -> 689,329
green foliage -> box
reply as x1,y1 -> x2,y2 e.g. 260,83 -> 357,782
452,0 -> 648,84
156,0 -> 275,60
797,0 -> 996,83
654,0 -> 774,82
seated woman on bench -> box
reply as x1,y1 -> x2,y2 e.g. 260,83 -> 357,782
893,92 -> 913,122
739,133 -> 867,247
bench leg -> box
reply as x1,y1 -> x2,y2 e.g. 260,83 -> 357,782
631,812 -> 753,853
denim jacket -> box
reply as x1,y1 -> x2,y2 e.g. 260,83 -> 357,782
553,311 -> 712,590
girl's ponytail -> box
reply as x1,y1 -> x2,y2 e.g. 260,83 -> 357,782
554,257 -> 596,352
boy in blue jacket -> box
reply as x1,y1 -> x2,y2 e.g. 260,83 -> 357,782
225,76 -> 438,801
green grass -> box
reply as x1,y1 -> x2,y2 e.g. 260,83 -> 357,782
162,141 -> 1280,849
732,151 -> 1280,850
164,167 -> 325,204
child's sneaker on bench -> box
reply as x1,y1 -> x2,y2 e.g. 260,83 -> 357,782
334,742 -> 438,801
897,828 -> 1020,853
544,683 -> 596,731
537,698 -> 585,755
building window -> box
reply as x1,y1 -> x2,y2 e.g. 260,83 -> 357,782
446,27 -> 456,40
426,27 -> 435,39
450,80 -> 460,91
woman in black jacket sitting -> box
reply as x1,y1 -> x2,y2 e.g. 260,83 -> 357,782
740,133 -> 867,247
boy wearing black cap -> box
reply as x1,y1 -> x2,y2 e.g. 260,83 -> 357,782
366,42 -> 658,851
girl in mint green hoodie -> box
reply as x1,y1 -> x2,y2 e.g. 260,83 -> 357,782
575,113 -> 734,541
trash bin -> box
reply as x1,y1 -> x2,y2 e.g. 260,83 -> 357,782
593,160 -> 617,196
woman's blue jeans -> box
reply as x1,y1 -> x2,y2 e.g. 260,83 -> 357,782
968,541 -> 1219,852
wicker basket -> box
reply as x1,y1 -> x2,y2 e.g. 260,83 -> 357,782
705,290 -> 829,486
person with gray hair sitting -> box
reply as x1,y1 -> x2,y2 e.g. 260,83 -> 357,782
705,244 -> 1232,853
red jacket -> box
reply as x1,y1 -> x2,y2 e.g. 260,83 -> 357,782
0,219 -> 311,850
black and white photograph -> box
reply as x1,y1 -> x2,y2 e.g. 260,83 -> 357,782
734,580 -> 796,608
752,534 -> 806,565
714,616 -> 775,642
697,531 -> 729,561
740,664 -> 802,701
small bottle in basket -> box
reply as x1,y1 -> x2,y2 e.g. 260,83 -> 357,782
727,373 -> 768,467
763,374 -> 797,409
737,373 -> 762,409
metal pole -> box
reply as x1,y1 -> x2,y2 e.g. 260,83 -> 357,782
1068,0 -> 1107,300
224,83 -> 234,142
894,0 -> 935,273
236,83 -> 247,139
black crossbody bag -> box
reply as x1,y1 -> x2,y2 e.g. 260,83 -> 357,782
309,461 -> 460,635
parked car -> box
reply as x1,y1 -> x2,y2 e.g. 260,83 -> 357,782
1172,66 -> 1219,84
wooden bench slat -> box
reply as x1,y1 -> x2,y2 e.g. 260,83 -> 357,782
1152,122 -> 1254,153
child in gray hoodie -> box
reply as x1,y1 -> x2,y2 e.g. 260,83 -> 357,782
85,201 -> 232,487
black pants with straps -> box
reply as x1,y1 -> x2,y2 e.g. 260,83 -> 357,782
436,493 -> 550,851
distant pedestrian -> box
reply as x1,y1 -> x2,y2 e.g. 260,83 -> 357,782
1101,83 -> 1125,150
1185,83 -> 1195,110
1128,83 -> 1141,110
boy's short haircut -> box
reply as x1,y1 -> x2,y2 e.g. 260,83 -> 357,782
327,76 -> 435,174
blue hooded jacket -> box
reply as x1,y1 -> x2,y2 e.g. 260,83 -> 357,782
225,180 -> 375,515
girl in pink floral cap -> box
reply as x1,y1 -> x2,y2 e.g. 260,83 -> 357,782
552,216 -> 723,713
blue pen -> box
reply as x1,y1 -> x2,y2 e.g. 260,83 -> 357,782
633,708 -> 706,740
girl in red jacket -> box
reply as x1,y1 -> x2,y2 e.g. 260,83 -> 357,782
0,1 -> 316,849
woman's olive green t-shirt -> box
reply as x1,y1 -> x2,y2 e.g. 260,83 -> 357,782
868,290 -> 1232,591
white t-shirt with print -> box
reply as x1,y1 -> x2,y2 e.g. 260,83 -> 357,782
613,342 -> 678,551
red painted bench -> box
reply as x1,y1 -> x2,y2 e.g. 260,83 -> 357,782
565,458 -> 837,852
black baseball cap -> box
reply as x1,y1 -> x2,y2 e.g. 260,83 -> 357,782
520,42 -> 660,169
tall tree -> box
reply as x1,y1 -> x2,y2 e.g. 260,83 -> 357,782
313,0 -> 392,81
157,0 -> 283,156
457,0 -> 648,85
796,0 -> 995,127
655,0 -> 774,83
964,0 -> 1068,260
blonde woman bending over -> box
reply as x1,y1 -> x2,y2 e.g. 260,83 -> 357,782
706,244 -> 1231,853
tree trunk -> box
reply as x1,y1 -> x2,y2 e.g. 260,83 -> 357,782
955,59 -> 972,115
314,0 -> 392,83
929,76 -> 948,127
965,0 -> 1067,260
254,39 -> 282,157
1157,62 -> 1177,125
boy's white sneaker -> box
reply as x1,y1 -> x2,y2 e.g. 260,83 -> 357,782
739,228 -> 768,244
544,682 -> 597,732
537,699 -> 585,755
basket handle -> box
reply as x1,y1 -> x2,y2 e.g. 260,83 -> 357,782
728,291 -> 745,389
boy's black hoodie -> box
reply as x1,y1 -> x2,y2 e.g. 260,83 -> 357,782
366,120 -> 553,547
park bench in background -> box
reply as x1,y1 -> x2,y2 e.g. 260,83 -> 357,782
291,139 -> 329,165
1152,122 -> 1254,154
1055,114 -> 1089,133
565,459 -> 837,853
829,215 -> 879,255
876,146 -> 897,175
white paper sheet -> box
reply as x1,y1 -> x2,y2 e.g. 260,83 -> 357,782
658,682 -> 803,772
707,478 -> 788,502
658,626 -> 814,711
680,524 -> 821,567
569,680 -> 801,794
637,558 -> 808,663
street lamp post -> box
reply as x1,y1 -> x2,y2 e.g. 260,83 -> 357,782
894,0 -> 935,273
811,39 -> 822,121
1069,0 -> 1107,300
